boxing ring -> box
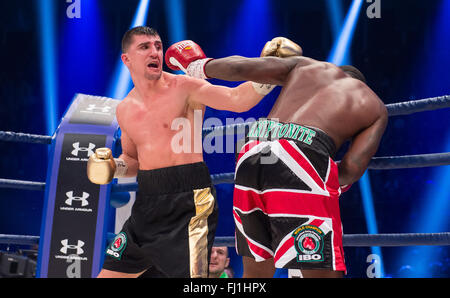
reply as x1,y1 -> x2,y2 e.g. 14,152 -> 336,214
1,94 -> 450,277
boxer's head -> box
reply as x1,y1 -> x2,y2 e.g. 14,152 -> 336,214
339,65 -> 366,84
121,26 -> 163,80
209,246 -> 230,277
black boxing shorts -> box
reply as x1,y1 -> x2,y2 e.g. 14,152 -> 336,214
102,162 -> 219,277
233,118 -> 346,272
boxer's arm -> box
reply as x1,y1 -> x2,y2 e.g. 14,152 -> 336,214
87,104 -> 139,184
86,130 -> 138,184
187,77 -> 264,113
118,129 -> 139,177
187,56 -> 313,111
338,104 -> 388,186
204,56 -> 314,86
114,102 -> 139,177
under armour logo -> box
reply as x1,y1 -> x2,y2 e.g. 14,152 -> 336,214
71,142 -> 95,157
60,239 -> 85,255
85,104 -> 112,114
65,191 -> 89,207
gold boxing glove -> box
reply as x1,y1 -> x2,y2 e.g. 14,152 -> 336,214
261,37 -> 303,58
251,37 -> 302,95
86,148 -> 128,185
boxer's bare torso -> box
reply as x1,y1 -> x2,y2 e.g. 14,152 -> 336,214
115,34 -> 266,174
116,72 -> 205,171
97,27 -> 268,279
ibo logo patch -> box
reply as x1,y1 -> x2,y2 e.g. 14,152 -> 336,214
292,225 -> 324,262
106,232 -> 127,260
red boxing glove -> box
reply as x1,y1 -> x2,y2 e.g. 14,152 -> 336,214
165,40 -> 213,79
340,184 -> 352,194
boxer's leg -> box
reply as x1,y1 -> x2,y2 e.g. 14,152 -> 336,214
242,257 -> 275,278
97,269 -> 147,278
300,269 -> 344,278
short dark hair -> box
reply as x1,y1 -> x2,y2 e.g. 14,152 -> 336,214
339,65 -> 367,84
121,26 -> 160,53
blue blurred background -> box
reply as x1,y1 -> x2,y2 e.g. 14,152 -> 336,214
0,0 -> 449,278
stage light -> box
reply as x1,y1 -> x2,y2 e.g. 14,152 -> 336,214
325,0 -> 350,65
164,0 -> 186,75
327,0 -> 385,277
397,0 -> 450,277
165,0 -> 186,45
37,0 -> 58,135
327,0 -> 363,65
108,0 -> 151,99
326,0 -> 344,38
60,0 -> 106,110
359,171 -> 385,277
221,0 -> 277,57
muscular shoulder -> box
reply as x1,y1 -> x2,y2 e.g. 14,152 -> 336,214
172,72 -> 209,89
349,81 -> 387,122
172,73 -> 210,109
115,99 -> 129,128
115,91 -> 141,126
116,94 -> 133,117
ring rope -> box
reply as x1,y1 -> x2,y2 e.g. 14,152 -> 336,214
3,94 -> 444,143
2,150 -> 450,193
1,232 -> 449,247
0,131 -> 52,145
0,178 -> 46,191
213,232 -> 450,247
1,95 -> 449,144
369,152 -> 450,169
202,95 -> 450,136
386,94 -> 450,116
0,95 -> 449,191
0,234 -> 40,245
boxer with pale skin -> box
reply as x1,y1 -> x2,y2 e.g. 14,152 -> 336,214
208,246 -> 230,278
87,27 -> 300,278
90,33 -> 269,179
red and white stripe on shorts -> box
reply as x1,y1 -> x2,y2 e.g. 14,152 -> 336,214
233,139 -> 346,272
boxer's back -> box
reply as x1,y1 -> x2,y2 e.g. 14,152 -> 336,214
268,61 -> 385,150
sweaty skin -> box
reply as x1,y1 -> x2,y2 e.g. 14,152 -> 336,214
115,35 -> 267,176
204,55 -> 388,278
205,56 -> 388,186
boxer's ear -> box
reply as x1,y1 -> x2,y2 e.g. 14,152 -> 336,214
121,53 -> 131,67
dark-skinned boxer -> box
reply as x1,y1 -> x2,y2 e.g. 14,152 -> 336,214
169,38 -> 387,278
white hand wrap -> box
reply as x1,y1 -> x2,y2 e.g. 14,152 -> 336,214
251,82 -> 276,96
186,58 -> 213,79
113,158 -> 128,178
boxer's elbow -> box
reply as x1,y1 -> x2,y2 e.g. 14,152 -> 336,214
338,158 -> 367,185
228,97 -> 253,113
232,102 -> 253,113
228,86 -> 259,113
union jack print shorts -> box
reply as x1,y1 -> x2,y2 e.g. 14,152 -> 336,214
233,120 -> 346,272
